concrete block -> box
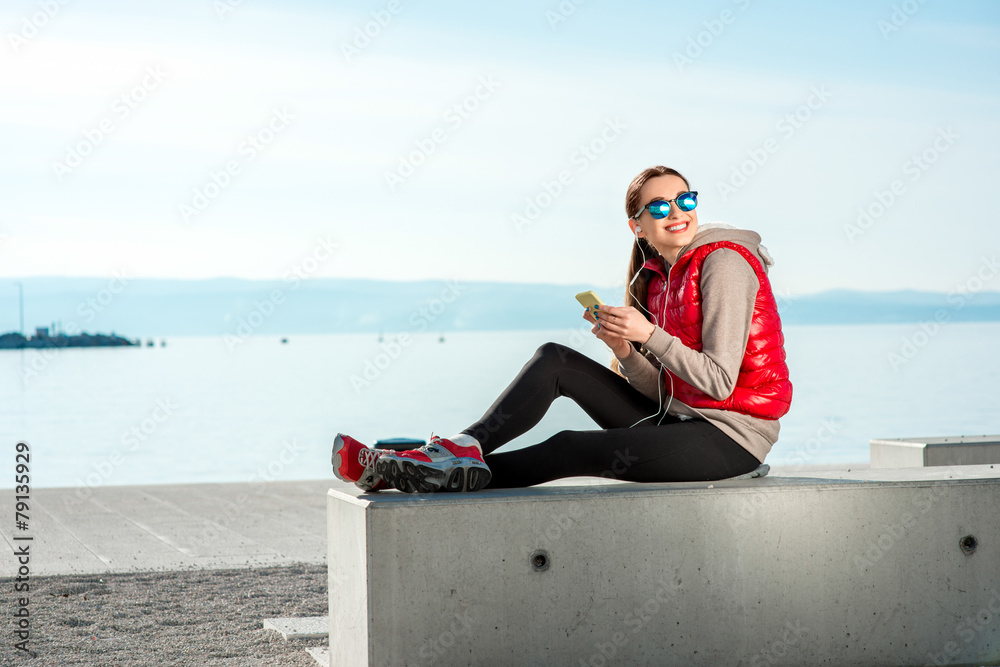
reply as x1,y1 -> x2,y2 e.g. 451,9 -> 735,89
263,616 -> 329,640
327,467 -> 1000,666
306,646 -> 329,666
871,435 -> 1000,468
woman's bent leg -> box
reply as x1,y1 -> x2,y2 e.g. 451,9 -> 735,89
484,418 -> 760,488
460,342 -> 662,454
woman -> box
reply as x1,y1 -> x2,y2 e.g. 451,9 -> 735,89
332,165 -> 792,493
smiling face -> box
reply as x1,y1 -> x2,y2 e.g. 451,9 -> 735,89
629,174 -> 699,264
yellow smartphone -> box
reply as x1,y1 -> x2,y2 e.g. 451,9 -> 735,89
575,290 -> 604,317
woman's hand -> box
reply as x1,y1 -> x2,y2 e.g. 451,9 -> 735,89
583,309 -> 631,358
593,305 -> 656,343
582,306 -> 654,359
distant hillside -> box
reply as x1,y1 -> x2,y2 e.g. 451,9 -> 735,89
1,278 -> 998,337
775,288 -> 1000,325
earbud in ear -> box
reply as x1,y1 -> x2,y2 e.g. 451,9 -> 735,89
634,225 -> 642,234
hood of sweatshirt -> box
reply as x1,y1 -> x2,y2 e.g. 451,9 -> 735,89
644,222 -> 774,275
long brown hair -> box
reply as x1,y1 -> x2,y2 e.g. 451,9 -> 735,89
611,165 -> 691,376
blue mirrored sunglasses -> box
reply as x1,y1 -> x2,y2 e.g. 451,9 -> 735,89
636,191 -> 698,219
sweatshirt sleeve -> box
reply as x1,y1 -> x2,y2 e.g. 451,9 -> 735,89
615,344 -> 661,401
642,248 -> 759,401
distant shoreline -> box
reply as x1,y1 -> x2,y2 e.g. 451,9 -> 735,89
2,278 -> 999,337
3,320 -> 1000,346
0,330 -> 135,350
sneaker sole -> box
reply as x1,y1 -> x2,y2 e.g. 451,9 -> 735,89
333,434 -> 386,491
375,456 -> 491,493
331,434 -> 350,482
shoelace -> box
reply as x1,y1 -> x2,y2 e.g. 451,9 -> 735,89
418,433 -> 446,455
357,448 -> 386,468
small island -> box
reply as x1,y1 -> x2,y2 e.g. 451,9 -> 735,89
0,326 -> 136,350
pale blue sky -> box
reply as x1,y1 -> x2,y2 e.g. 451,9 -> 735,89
1,0 -> 998,296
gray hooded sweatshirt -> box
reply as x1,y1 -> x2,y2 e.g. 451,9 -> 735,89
615,223 -> 785,462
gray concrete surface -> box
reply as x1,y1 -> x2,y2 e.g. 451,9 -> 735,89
871,435 -> 1000,468
263,616 -> 330,640
6,464 -> 993,578
328,465 -> 1000,667
1,478 -> 347,576
306,647 -> 329,666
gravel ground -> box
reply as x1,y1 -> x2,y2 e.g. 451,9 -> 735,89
3,563 -> 328,666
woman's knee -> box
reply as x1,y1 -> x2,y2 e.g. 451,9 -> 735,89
533,341 -> 576,369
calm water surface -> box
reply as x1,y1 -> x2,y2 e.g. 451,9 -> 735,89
2,323 -> 998,489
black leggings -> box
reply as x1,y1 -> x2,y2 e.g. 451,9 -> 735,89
460,342 -> 760,488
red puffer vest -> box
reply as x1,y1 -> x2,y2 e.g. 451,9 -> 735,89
643,241 -> 792,419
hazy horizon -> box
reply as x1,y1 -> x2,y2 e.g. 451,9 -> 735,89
3,275 -> 1000,339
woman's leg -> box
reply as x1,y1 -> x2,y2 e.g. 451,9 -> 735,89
462,343 -> 760,488
453,341 -> 759,488
459,342 -> 663,454
484,418 -> 760,488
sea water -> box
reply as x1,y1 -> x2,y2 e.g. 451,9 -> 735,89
1,322 -> 998,489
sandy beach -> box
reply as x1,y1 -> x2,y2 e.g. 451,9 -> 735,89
2,563 -> 327,666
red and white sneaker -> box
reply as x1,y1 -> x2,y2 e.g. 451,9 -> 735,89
332,434 -> 389,492
375,433 -> 491,493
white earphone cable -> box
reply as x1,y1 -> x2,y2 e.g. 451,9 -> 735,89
626,224 -> 672,428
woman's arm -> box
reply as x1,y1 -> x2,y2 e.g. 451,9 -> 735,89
643,248 -> 759,400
